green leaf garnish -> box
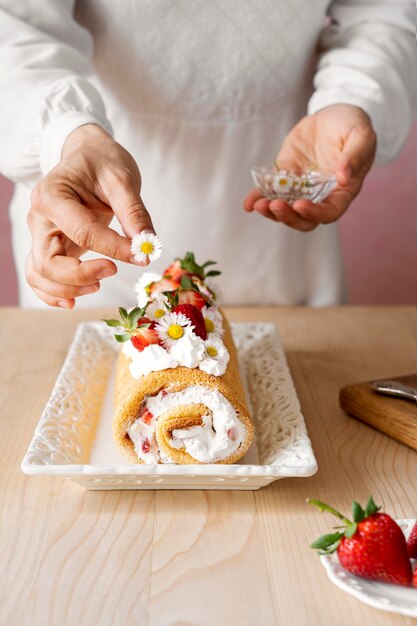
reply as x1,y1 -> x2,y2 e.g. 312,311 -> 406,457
119,307 -> 128,323
179,251 -> 221,281
164,290 -> 179,309
180,275 -> 195,290
102,319 -> 122,327
344,523 -> 358,539
180,251 -> 205,278
308,495 -> 382,556
114,334 -> 131,343
307,499 -> 352,525
352,501 -> 365,523
129,307 -> 145,328
310,532 -> 343,551
102,305 -> 147,344
365,495 -> 380,517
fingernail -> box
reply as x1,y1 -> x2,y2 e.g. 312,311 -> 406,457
129,256 -> 147,266
79,283 -> 100,295
97,268 -> 116,280
57,300 -> 71,309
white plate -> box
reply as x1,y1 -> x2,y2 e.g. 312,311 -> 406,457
320,519 -> 417,617
21,322 -> 317,490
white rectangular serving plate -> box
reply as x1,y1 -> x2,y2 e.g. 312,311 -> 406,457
22,322 -> 317,490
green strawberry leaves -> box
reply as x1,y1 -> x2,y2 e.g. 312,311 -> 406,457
114,333 -> 132,343
307,499 -> 351,525
180,275 -> 195,290
308,496 -> 382,554
103,305 -> 148,343
180,252 -> 204,278
104,319 -> 122,328
352,501 -> 365,523
344,522 -> 358,539
119,307 -> 129,324
179,252 -> 222,281
310,532 -> 343,554
365,495 -> 380,517
164,290 -> 179,309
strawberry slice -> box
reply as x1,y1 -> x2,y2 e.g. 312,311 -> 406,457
227,428 -> 236,441
141,408 -> 153,425
163,259 -> 189,281
131,327 -> 160,352
173,303 -> 207,340
178,289 -> 206,309
136,316 -> 151,325
150,278 -> 180,297
413,563 -> 417,589
407,520 -> 417,558
136,316 -> 157,331
141,437 -> 151,454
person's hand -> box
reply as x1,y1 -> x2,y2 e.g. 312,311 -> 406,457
243,104 -> 377,231
26,124 -> 155,308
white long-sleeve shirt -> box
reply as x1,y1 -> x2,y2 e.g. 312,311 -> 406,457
0,0 -> 414,307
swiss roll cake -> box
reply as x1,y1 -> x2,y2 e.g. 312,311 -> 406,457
104,252 -> 254,464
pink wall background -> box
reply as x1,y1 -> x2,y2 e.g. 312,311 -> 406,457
1,124 -> 416,307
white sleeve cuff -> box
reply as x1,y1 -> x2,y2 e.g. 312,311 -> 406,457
307,84 -> 405,164
38,77 -> 113,176
40,110 -> 113,175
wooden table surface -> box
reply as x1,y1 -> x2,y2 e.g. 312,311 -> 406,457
1,306 -> 416,626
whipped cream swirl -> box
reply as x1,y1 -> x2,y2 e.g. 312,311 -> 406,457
128,385 -> 245,464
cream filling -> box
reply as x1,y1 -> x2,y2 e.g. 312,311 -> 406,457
127,385 -> 245,464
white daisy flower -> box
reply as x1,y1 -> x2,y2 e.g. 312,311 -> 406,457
201,305 -> 224,337
291,175 -> 302,191
146,295 -> 169,322
131,232 -> 163,264
199,336 -> 230,376
155,312 -> 193,350
273,174 -> 292,194
135,272 -> 162,307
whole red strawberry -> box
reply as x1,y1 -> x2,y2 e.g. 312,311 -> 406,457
173,303 -> 207,340
413,564 -> 417,589
406,521 -> 417,559
309,496 -> 413,586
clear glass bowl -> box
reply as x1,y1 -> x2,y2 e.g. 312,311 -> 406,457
251,164 -> 337,204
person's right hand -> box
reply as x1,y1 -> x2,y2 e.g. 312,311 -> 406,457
26,123 -> 155,308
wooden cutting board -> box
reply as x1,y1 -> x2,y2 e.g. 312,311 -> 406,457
340,374 -> 417,451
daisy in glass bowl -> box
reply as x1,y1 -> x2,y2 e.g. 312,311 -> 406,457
131,232 -> 163,264
272,172 -> 293,194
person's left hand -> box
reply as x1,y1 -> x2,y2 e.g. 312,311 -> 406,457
243,104 -> 377,231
